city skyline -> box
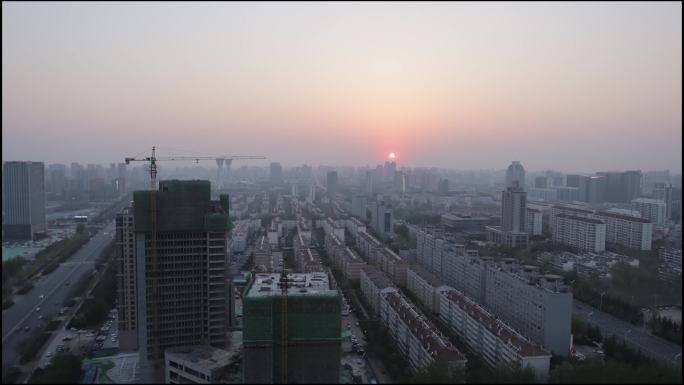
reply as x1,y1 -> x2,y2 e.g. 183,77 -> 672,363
2,2 -> 682,172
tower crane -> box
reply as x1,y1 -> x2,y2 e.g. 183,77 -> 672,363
123,146 -> 265,360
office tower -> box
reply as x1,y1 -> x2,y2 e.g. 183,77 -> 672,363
307,184 -> 316,203
243,272 -> 341,384
46,163 -> 67,200
2,161 -> 46,240
552,214 -> 606,252
653,182 -> 673,219
535,176 -> 549,189
269,162 -> 283,185
365,170 -> 375,195
631,198 -> 667,226
326,171 -> 338,197
502,188 -> 527,233
581,175 -> 606,204
506,161 -> 526,190
597,170 -> 642,203
438,178 -> 449,195
117,180 -> 231,369
565,174 -> 581,188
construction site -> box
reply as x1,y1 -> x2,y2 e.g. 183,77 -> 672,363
242,272 -> 342,384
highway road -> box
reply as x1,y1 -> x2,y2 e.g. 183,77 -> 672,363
573,299 -> 682,366
1,222 -> 115,371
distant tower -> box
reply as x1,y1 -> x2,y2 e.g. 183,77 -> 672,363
506,161 -> 526,190
3,161 -> 46,240
326,171 -> 339,197
270,162 -> 283,185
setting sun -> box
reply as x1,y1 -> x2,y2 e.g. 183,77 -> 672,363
389,152 -> 396,159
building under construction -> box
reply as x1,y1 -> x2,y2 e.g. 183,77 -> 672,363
243,272 -> 341,384
116,180 -> 232,367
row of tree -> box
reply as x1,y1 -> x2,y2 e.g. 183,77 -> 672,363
648,314 -> 682,346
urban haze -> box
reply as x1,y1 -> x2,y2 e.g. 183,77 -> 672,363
2,1 -> 682,385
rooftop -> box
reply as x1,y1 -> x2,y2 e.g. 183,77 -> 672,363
555,213 -> 605,225
551,205 -> 594,214
166,345 -> 232,371
382,292 -> 466,362
443,291 -> 550,357
246,272 -> 336,298
595,211 -> 652,223
408,264 -> 445,288
360,266 -> 395,289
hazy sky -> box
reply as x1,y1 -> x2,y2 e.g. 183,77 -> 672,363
2,1 -> 682,172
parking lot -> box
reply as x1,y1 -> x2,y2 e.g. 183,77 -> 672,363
36,307 -> 119,368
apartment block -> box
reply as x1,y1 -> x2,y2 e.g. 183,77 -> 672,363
631,198 -> 667,226
439,290 -> 551,381
526,208 -> 543,236
406,264 -> 455,314
379,292 -> 467,374
552,214 -> 606,252
345,217 -> 367,239
594,211 -> 652,251
658,247 -> 682,282
484,261 -> 572,356
359,266 -> 399,317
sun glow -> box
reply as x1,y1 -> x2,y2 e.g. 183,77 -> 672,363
389,152 -> 396,159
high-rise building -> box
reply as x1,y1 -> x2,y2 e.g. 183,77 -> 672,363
326,171 -> 338,197
270,162 -> 283,185
631,198 -> 667,226
594,211 -> 652,251
243,272 -> 341,384
437,178 -> 449,195
653,182 -> 673,220
597,171 -> 642,203
535,176 -> 549,189
506,161 -> 526,190
502,188 -> 527,233
552,214 -> 606,252
3,161 -> 46,240
117,180 -> 231,374
565,174 -> 581,188
527,208 -> 543,236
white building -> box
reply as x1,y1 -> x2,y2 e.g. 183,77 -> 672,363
405,264 -> 455,314
552,214 -> 606,253
439,290 -> 551,382
379,292 -> 467,374
594,211 -> 653,251
359,266 -> 399,316
632,198 -> 667,226
526,208 -> 543,236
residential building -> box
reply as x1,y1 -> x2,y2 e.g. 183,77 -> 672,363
652,182 -> 673,220
269,162 -> 283,185
552,214 -> 606,252
243,272 -> 341,384
326,171 -> 339,197
526,208 -> 543,236
165,345 -> 231,384
658,247 -> 682,282
359,266 -> 399,316
594,211 -> 653,251
439,290 -> 551,381
632,197 -> 667,226
405,264 -> 455,314
379,292 -> 467,374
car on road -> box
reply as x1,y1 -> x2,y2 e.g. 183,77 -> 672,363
24,326 -> 31,332
35,307 -> 41,312
46,352 -> 52,358
39,294 -> 45,299
65,280 -> 70,286
38,315 -> 44,320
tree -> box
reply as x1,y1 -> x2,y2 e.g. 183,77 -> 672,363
467,362 -> 536,384
408,360 -> 465,384
29,352 -> 83,384
76,223 -> 87,234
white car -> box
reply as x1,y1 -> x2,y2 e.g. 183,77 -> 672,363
35,307 -> 41,312
39,294 -> 45,299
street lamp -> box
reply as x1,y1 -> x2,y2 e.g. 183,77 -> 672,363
599,291 -> 607,312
